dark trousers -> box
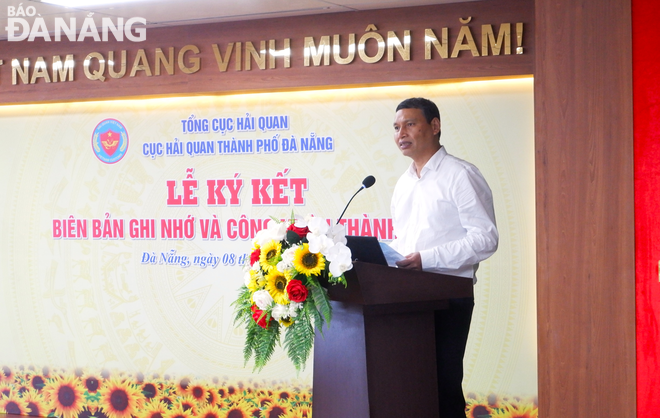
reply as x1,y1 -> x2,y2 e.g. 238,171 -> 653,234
435,297 -> 474,418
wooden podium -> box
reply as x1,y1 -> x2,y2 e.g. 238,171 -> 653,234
312,261 -> 474,418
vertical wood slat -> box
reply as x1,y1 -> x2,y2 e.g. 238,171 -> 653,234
534,0 -> 635,416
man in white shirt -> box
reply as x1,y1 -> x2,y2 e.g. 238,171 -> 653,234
390,97 -> 498,418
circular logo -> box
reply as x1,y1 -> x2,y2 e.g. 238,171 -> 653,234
92,118 -> 129,164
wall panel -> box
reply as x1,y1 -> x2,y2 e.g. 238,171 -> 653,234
534,0 -> 635,416
0,0 -> 533,104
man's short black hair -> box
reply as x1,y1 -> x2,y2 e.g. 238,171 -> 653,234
396,97 -> 440,125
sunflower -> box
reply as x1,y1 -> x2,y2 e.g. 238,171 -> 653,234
22,389 -> 48,416
174,394 -> 198,415
256,392 -> 275,408
466,398 -> 494,418
0,382 -> 15,399
293,243 -> 325,276
43,375 -> 85,418
81,372 -> 103,394
198,403 -> 223,418
261,400 -> 291,418
247,270 -> 261,292
266,270 -> 290,305
259,241 -> 282,273
13,368 -> 29,386
222,399 -> 253,418
491,402 -> 539,418
0,391 -> 27,415
139,381 -> 161,402
278,317 -> 294,328
176,377 -> 192,396
27,373 -> 47,392
248,405 -> 262,418
164,403 -> 194,418
278,408 -> 310,418
296,405 -> 312,418
205,386 -> 221,407
137,400 -> 170,418
276,389 -> 292,402
79,406 -> 110,418
295,389 -> 311,405
224,384 -> 243,402
187,381 -> 209,405
98,378 -> 144,418
217,387 -> 229,400
1,366 -> 14,383
0,384 -> 13,400
217,384 -> 242,402
158,394 -> 175,408
158,381 -> 176,398
15,383 -> 30,396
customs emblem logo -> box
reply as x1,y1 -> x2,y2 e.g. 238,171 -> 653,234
92,119 -> 129,164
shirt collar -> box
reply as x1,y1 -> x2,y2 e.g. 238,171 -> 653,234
406,146 -> 447,178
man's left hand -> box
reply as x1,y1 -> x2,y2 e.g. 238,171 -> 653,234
396,252 -> 422,270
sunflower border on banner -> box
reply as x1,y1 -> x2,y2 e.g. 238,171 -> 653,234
232,214 -> 353,372
0,365 -> 314,418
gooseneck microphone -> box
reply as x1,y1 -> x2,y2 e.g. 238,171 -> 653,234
336,175 -> 376,224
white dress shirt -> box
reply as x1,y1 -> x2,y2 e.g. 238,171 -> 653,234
390,146 -> 498,281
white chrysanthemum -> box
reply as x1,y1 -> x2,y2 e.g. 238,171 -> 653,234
243,271 -> 252,287
276,260 -> 290,273
252,289 -> 273,310
277,246 -> 298,272
288,302 -> 303,318
271,304 -> 289,321
282,246 -> 297,262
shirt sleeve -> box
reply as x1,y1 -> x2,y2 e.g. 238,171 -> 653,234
418,166 -> 499,272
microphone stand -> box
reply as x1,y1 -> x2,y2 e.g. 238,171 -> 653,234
336,176 -> 376,224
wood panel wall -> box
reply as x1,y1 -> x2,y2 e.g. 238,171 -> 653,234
534,0 -> 636,416
0,0 -> 532,103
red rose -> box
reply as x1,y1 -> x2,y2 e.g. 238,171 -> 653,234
251,305 -> 271,329
287,223 -> 310,239
286,279 -> 308,303
250,248 -> 261,265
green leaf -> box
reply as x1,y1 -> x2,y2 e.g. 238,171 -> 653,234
286,229 -> 301,245
252,321 -> 281,372
283,310 -> 315,372
243,320 -> 260,364
84,391 -> 101,403
308,277 -> 333,327
231,286 -> 254,326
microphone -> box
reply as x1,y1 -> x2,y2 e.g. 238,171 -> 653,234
362,175 -> 376,189
336,175 -> 376,224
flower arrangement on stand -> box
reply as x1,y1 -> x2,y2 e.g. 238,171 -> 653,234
232,214 -> 353,371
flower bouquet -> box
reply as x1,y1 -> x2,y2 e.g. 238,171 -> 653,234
232,214 -> 353,371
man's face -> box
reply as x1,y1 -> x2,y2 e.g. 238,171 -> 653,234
393,108 -> 441,161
